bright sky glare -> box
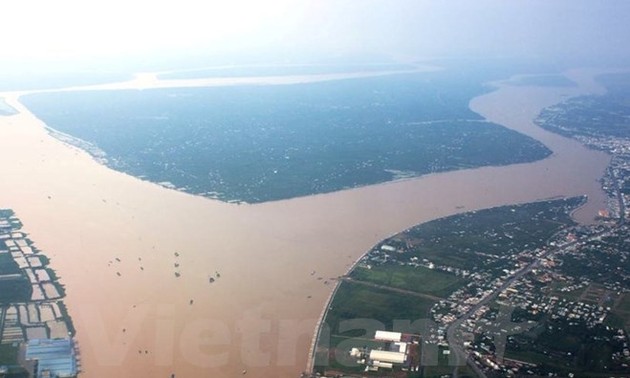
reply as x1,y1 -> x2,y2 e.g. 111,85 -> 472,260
0,0 -> 304,59
1,0 -> 629,64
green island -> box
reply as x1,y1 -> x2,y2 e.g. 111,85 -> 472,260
21,68 -> 551,203
0,210 -> 78,378
308,71 -> 630,378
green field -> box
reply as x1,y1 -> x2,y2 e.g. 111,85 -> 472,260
610,293 -> 630,332
0,344 -> 18,365
616,293 -> 630,313
0,253 -> 32,304
351,265 -> 466,298
323,281 -> 437,337
548,282 -> 587,302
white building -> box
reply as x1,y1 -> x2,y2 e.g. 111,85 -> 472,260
369,350 -> 406,365
374,330 -> 402,342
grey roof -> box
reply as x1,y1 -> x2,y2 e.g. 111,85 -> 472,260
26,339 -> 77,378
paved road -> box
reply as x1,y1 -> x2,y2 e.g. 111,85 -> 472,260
444,230 -> 608,378
610,167 -> 626,225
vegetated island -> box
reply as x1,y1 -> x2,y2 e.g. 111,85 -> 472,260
21,69 -> 551,203
0,209 -> 78,377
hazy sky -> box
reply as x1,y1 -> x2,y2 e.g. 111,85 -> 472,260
1,0 -> 629,65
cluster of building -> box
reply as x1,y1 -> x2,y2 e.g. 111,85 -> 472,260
538,99 -> 630,221
347,330 -> 421,374
0,212 -> 78,378
24,339 -> 78,378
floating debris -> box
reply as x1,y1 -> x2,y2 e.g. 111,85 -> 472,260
116,272 -> 121,277
140,267 -> 144,271
115,258 -> 121,262
189,299 -> 194,305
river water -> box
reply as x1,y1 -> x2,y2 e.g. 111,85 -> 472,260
0,68 -> 610,377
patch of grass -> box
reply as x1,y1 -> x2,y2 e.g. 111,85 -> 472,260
351,264 -> 466,298
0,343 -> 18,365
324,281 -> 437,337
548,283 -> 587,302
504,349 -> 557,366
616,293 -> 630,313
0,254 -> 21,275
0,277 -> 33,304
